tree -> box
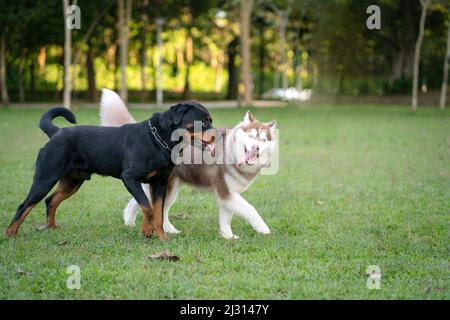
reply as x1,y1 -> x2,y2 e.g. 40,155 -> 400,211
226,36 -> 239,99
118,0 -> 132,103
239,0 -> 254,106
18,49 -> 25,102
143,0 -> 186,105
183,11 -> 194,100
372,0 -> 421,90
255,15 -> 266,96
412,0 -> 432,112
267,0 -> 293,90
86,41 -> 98,102
63,0 -> 72,109
11,1 -> 65,102
440,9 -> 450,109
155,18 -> 164,106
0,30 -> 9,105
140,0 -> 149,102
0,1 -> 17,106
72,0 -> 115,102
179,0 -> 217,99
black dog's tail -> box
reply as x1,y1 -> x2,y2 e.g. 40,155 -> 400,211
39,107 -> 77,138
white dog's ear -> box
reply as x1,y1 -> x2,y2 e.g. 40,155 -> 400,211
267,120 -> 277,140
243,111 -> 255,125
267,120 -> 277,130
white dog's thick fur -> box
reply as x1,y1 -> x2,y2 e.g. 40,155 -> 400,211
99,89 -> 276,239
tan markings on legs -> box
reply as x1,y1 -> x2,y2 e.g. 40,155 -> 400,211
146,171 -> 158,180
44,192 -> 69,229
152,197 -> 168,241
140,205 -> 154,238
6,204 -> 36,236
41,176 -> 83,230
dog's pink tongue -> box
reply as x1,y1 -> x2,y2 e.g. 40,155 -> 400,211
237,151 -> 250,168
235,151 -> 252,169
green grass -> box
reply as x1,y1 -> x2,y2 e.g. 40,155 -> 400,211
0,105 -> 449,299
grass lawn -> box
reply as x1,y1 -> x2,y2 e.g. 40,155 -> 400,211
0,104 -> 448,299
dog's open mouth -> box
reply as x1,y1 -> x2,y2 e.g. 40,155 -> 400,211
236,145 -> 258,168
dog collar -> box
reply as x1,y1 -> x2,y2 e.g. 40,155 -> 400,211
148,120 -> 171,151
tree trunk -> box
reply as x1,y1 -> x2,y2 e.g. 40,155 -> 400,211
279,17 -> 288,90
403,46 -> 415,78
183,64 -> 191,99
226,37 -> 238,100
295,46 -> 303,92
155,18 -> 164,106
38,47 -> 46,74
114,43 -> 119,91
73,1 -> 113,67
29,59 -> 36,100
176,45 -> 184,90
119,0 -> 132,103
63,0 -> 72,109
118,0 -> 124,97
140,0 -> 149,102
86,45 -> 98,102
412,0 -> 431,112
273,67 -> 280,88
18,52 -> 25,102
0,30 -> 10,105
338,70 -> 344,95
388,49 -> 405,87
70,1 -> 112,100
54,60 -> 61,102
214,53 -> 224,93
239,0 -> 254,106
439,16 -> 450,110
183,30 -> 193,100
258,21 -> 265,97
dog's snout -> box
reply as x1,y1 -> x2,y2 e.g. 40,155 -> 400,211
202,129 -> 216,144
252,145 -> 259,151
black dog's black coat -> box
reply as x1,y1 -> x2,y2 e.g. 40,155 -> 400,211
6,102 -> 213,239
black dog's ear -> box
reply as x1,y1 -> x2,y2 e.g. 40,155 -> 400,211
169,103 -> 190,125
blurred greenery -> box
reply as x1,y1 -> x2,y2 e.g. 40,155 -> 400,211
0,0 -> 448,102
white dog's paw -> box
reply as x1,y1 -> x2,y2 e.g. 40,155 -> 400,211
123,208 -> 137,227
221,232 -> 240,240
255,224 -> 271,235
124,216 -> 136,227
164,224 -> 181,234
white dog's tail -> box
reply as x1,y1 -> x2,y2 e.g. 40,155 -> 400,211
99,88 -> 136,126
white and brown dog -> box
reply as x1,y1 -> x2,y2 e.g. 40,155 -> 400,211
99,89 -> 277,239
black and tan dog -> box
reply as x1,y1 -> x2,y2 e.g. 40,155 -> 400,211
5,102 -> 214,240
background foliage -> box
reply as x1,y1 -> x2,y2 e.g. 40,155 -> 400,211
0,0 -> 449,102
